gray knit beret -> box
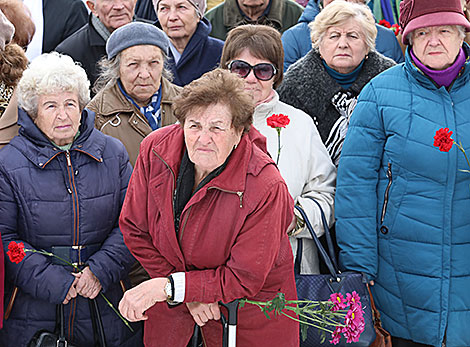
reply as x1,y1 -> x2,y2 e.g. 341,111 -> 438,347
106,22 -> 169,59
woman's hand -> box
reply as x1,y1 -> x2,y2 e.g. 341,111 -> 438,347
186,302 -> 221,327
74,267 -> 102,299
118,278 -> 168,322
63,274 -> 81,304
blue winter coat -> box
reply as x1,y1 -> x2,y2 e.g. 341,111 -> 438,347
335,46 -> 470,347
162,18 -> 224,86
0,108 -> 142,346
281,0 -> 404,71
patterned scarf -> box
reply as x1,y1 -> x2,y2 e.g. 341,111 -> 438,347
118,80 -> 162,130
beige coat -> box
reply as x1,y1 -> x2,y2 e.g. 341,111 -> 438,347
88,77 -> 181,166
0,90 -> 19,150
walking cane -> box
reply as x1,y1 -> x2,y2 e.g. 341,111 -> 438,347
191,299 -> 239,347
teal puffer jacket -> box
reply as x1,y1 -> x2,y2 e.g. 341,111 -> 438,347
335,46 -> 470,347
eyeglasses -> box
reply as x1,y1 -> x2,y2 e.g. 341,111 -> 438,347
227,60 -> 277,81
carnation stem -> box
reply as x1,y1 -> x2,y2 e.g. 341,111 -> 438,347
25,248 -> 134,332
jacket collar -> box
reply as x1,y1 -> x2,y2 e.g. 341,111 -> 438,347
404,44 -> 470,91
253,90 -> 279,121
12,107 -> 105,168
87,13 -> 107,47
90,77 -> 177,117
223,0 -> 283,30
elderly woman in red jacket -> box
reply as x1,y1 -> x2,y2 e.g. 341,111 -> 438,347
118,69 -> 299,346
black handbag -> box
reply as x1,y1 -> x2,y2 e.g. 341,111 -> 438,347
28,299 -> 107,347
294,197 -> 376,346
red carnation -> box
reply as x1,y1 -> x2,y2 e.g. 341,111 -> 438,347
391,24 -> 400,36
267,114 -> 290,129
433,128 -> 454,152
7,241 -> 26,264
378,19 -> 391,28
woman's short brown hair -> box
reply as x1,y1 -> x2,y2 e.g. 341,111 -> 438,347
173,69 -> 254,133
220,24 -> 284,88
0,0 -> 35,49
0,43 -> 28,87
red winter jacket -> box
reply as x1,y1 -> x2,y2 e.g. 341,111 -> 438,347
120,124 -> 299,347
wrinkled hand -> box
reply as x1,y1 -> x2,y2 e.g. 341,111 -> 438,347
369,280 -> 375,286
73,267 -> 102,299
287,213 -> 296,235
186,302 -> 221,327
63,274 -> 81,304
118,278 -> 168,322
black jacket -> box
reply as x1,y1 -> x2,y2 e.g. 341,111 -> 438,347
55,14 -> 106,87
43,0 -> 88,53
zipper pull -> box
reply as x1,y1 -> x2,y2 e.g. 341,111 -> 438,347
65,151 -> 72,167
237,191 -> 243,208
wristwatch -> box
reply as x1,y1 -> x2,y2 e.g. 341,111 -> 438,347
164,276 -> 174,302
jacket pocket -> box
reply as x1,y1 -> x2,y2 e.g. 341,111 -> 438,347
380,162 -> 393,224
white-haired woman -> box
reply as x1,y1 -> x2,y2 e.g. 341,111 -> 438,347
153,0 -> 224,86
278,0 -> 395,165
0,52 -> 142,346
89,22 -> 181,167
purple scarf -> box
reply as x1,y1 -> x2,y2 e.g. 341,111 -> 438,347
410,47 -> 466,88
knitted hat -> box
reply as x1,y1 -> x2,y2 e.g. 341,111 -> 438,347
106,22 -> 169,59
0,9 -> 14,50
400,0 -> 470,45
153,0 -> 206,19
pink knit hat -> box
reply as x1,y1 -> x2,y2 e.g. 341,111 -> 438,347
400,0 -> 470,45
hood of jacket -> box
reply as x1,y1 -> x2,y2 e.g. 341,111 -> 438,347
12,107 -> 105,169
298,0 -> 320,23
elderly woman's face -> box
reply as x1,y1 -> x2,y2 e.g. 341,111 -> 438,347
411,25 -> 464,70
119,45 -> 164,106
157,0 -> 199,43
231,49 -> 275,105
319,18 -> 369,74
35,91 -> 81,146
184,103 -> 243,175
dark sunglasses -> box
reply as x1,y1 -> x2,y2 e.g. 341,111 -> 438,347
227,60 -> 277,81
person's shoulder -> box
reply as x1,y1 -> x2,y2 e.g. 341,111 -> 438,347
142,124 -> 182,150
367,51 -> 397,72
282,0 -> 304,12
205,2 -> 225,18
55,23 -> 90,52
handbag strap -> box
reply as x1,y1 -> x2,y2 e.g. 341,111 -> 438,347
304,196 -> 339,271
55,299 -> 107,347
89,298 -> 107,347
367,284 -> 383,326
294,204 -> 339,277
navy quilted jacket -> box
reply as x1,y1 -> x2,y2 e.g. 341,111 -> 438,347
336,46 -> 470,347
0,108 -> 141,346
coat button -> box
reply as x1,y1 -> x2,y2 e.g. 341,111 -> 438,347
380,226 -> 388,234
133,120 -> 138,124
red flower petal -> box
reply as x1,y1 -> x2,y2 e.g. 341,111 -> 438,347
267,114 -> 290,129
433,128 -> 454,152
7,241 -> 26,264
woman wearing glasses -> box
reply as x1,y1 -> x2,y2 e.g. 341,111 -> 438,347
278,1 -> 395,166
222,25 -> 336,275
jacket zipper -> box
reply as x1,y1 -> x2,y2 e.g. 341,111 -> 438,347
65,150 -> 80,339
178,206 -> 192,242
380,162 -> 392,224
207,187 -> 244,208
